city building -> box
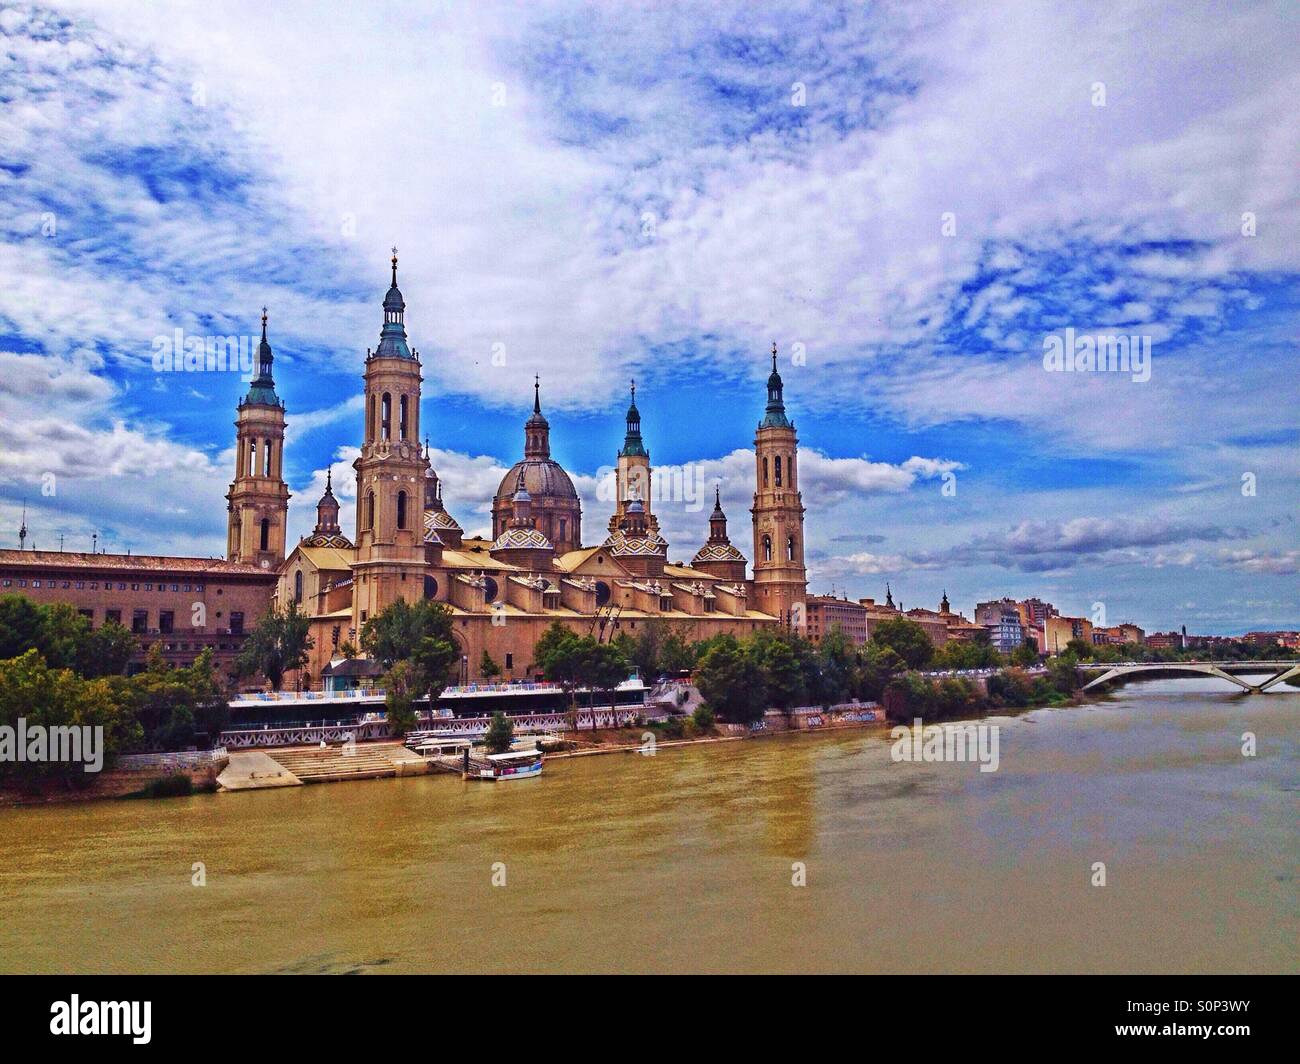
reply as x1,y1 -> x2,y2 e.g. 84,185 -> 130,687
805,595 -> 868,645
975,598 -> 1026,654
1043,615 -> 1095,655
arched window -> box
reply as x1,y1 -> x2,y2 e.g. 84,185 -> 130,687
368,395 -> 376,440
787,535 -> 796,561
293,570 -> 303,604
424,576 -> 438,600
365,491 -> 375,529
247,440 -> 257,477
787,454 -> 794,489
594,580 -> 611,607
774,455 -> 782,487
397,490 -> 408,530
482,576 -> 499,603
259,518 -> 270,551
381,393 -> 391,440
762,534 -> 772,562
263,440 -> 273,477
559,518 -> 566,543
399,395 -> 409,440
762,456 -> 769,486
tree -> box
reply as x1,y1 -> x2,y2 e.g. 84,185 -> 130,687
483,711 -> 514,754
76,622 -> 136,678
382,660 -> 421,735
479,650 -> 502,680
1009,638 -> 1039,668
534,622 -> 587,719
0,650 -> 140,789
131,646 -> 230,750
361,600 -> 458,711
587,641 -> 631,726
235,603 -> 313,691
0,594 -> 44,661
695,635 -> 766,723
746,629 -> 806,709
857,643 -> 905,701
870,616 -> 935,669
816,626 -> 857,706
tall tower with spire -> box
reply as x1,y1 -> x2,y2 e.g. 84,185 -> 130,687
226,308 -> 290,569
608,380 -> 658,534
351,250 -> 429,636
750,343 -> 807,628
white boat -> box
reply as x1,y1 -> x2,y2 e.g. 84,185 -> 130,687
476,750 -> 543,781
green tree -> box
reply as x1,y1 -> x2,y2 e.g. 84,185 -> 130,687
1009,638 -> 1039,668
816,626 -> 857,706
235,603 -> 314,691
534,622 -> 587,717
382,660 -> 421,735
76,622 -> 137,678
483,710 -> 515,754
870,616 -> 935,669
695,635 -> 766,723
587,641 -> 631,724
479,650 -> 502,680
746,630 -> 806,709
0,594 -> 44,660
0,650 -> 140,789
857,642 -> 905,701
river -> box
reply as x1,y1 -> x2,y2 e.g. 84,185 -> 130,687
0,677 -> 1295,973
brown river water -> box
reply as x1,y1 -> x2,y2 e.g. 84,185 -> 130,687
0,677 -> 1295,973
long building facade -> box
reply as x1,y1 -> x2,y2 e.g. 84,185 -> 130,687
2,254 -> 811,689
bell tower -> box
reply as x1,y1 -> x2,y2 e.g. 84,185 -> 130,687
351,249 -> 429,638
226,308 -> 290,570
608,380 -> 658,534
751,343 -> 807,628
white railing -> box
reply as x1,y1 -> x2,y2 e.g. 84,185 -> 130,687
116,747 -> 228,770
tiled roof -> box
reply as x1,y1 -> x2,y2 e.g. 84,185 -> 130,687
0,549 -> 273,578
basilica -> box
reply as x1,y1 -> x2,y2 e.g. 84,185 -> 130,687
229,253 -> 809,685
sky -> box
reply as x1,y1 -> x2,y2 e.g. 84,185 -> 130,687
0,0 -> 1296,634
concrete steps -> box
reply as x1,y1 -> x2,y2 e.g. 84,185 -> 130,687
268,742 -> 420,783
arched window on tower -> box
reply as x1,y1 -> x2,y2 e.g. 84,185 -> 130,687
774,455 -> 783,487
259,518 -> 270,552
399,395 -> 409,440
397,491 -> 408,530
787,535 -> 796,562
381,393 -> 391,441
247,440 -> 257,477
368,395 -> 376,441
762,534 -> 772,562
365,491 -> 375,530
263,440 -> 273,477
763,457 -> 769,486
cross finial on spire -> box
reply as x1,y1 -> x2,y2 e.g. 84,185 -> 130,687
261,306 -> 268,340
534,374 -> 540,413
631,378 -> 636,402
771,341 -> 777,370
326,466 -> 332,490
715,484 -> 721,506
390,246 -> 398,286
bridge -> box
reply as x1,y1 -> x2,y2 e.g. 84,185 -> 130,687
1077,660 -> 1300,694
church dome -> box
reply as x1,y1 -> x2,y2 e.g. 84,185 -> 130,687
495,458 -> 579,503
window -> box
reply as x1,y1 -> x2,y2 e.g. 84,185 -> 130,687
159,610 -> 174,634
505,653 -> 513,670
131,583 -> 139,591
787,535 -> 796,562
763,456 -> 769,486
366,491 -> 375,529
397,490 -> 408,530
263,439 -> 273,476
774,455 -> 782,486
399,394 -> 408,440
77,608 -> 93,621
260,518 -> 270,551
1,579 -> 8,587
248,439 -> 257,476
32,580 -> 40,588
559,518 -> 566,542
424,576 -> 438,599
763,535 -> 772,562
145,583 -> 153,591
132,609 -> 148,634
106,609 -> 121,625
229,612 -> 245,635
171,584 -> 179,592
294,570 -> 303,605
368,394 -> 376,440
381,393 -> 391,440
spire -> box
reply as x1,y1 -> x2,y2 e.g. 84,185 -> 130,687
620,378 -> 648,457
18,499 -> 27,550
885,582 -> 894,609
940,588 -> 950,614
375,247 -> 414,358
761,341 -> 790,428
524,378 -> 550,458
314,466 -> 340,534
244,306 -> 280,406
707,485 -> 730,544
508,466 -> 533,527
